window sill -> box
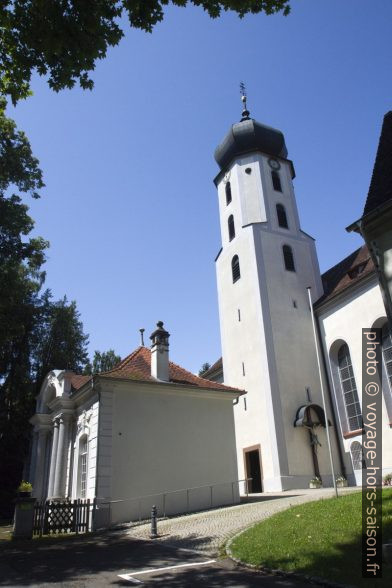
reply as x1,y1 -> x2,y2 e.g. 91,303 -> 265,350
343,429 -> 364,439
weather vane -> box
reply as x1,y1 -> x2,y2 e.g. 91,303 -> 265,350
240,81 -> 250,121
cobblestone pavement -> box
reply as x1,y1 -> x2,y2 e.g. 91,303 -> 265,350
126,487 -> 358,556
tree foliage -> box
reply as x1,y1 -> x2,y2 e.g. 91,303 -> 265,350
0,96 -> 47,377
0,104 -> 89,517
198,362 -> 211,376
0,0 -> 291,104
84,349 -> 121,375
33,294 -> 90,388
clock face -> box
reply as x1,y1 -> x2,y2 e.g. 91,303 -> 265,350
268,158 -> 281,170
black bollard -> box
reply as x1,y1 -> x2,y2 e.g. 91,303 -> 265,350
150,505 -> 158,538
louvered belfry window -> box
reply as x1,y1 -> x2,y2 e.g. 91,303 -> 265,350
228,215 -> 235,241
271,170 -> 282,192
232,255 -> 240,283
283,245 -> 295,272
225,181 -> 232,204
338,344 -> 362,431
277,204 -> 288,228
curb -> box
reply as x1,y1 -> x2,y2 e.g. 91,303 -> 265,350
225,521 -> 355,588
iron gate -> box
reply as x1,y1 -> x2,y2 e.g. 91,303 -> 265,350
33,499 -> 95,536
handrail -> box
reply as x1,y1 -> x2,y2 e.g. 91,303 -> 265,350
98,478 -> 252,505
96,478 -> 252,523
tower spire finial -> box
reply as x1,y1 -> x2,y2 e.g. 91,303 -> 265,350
240,81 -> 250,121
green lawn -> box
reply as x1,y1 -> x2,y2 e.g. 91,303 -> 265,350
229,490 -> 392,588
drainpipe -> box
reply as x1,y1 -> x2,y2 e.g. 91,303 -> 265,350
92,376 -> 101,500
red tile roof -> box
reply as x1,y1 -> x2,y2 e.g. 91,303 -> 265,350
202,357 -> 223,379
71,374 -> 91,391
316,244 -> 375,306
101,346 -> 241,392
71,347 -> 242,393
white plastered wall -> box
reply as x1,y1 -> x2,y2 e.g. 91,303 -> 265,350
106,381 -> 239,523
317,277 -> 392,484
215,152 -> 339,490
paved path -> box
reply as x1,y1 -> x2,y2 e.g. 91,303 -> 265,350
126,487 -> 358,555
0,534 -> 311,587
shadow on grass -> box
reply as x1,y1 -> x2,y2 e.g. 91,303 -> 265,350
258,534 -> 392,588
231,492 -> 392,588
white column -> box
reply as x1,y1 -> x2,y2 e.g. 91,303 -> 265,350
48,419 -> 59,498
33,429 -> 50,500
53,415 -> 71,498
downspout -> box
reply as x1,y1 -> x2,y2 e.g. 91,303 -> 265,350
92,376 -> 101,500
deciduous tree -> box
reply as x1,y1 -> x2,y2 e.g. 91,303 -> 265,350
0,103 -> 90,517
0,0 -> 291,104
84,349 -> 121,375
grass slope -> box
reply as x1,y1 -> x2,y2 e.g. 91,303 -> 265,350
230,490 -> 392,588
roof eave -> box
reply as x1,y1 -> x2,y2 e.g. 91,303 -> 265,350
97,374 -> 244,396
314,270 -> 377,312
346,199 -> 392,234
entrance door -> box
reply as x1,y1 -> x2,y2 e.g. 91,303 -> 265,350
245,448 -> 262,493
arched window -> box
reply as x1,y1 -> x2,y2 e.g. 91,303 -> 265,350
276,204 -> 288,229
228,215 -> 235,241
232,255 -> 240,283
283,245 -> 295,272
271,170 -> 282,192
78,435 -> 88,498
225,182 -> 232,205
350,441 -> 365,470
338,344 -> 362,432
382,323 -> 392,389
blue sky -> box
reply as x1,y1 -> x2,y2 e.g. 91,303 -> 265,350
8,0 -> 392,373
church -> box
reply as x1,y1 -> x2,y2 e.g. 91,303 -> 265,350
29,102 -> 392,521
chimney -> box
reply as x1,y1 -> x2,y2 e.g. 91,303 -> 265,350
150,321 -> 170,381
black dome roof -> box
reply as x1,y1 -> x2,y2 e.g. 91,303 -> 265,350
214,117 -> 288,170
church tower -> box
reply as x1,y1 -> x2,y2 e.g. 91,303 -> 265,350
214,96 -> 335,491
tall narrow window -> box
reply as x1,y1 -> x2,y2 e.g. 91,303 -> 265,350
276,204 -> 288,229
338,344 -> 362,432
382,323 -> 392,389
271,170 -> 282,192
225,182 -> 232,205
78,436 -> 88,498
232,255 -> 240,283
283,245 -> 295,272
228,215 -> 235,241
350,441 -> 365,470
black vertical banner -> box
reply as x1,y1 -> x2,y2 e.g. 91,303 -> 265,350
362,328 -> 382,579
